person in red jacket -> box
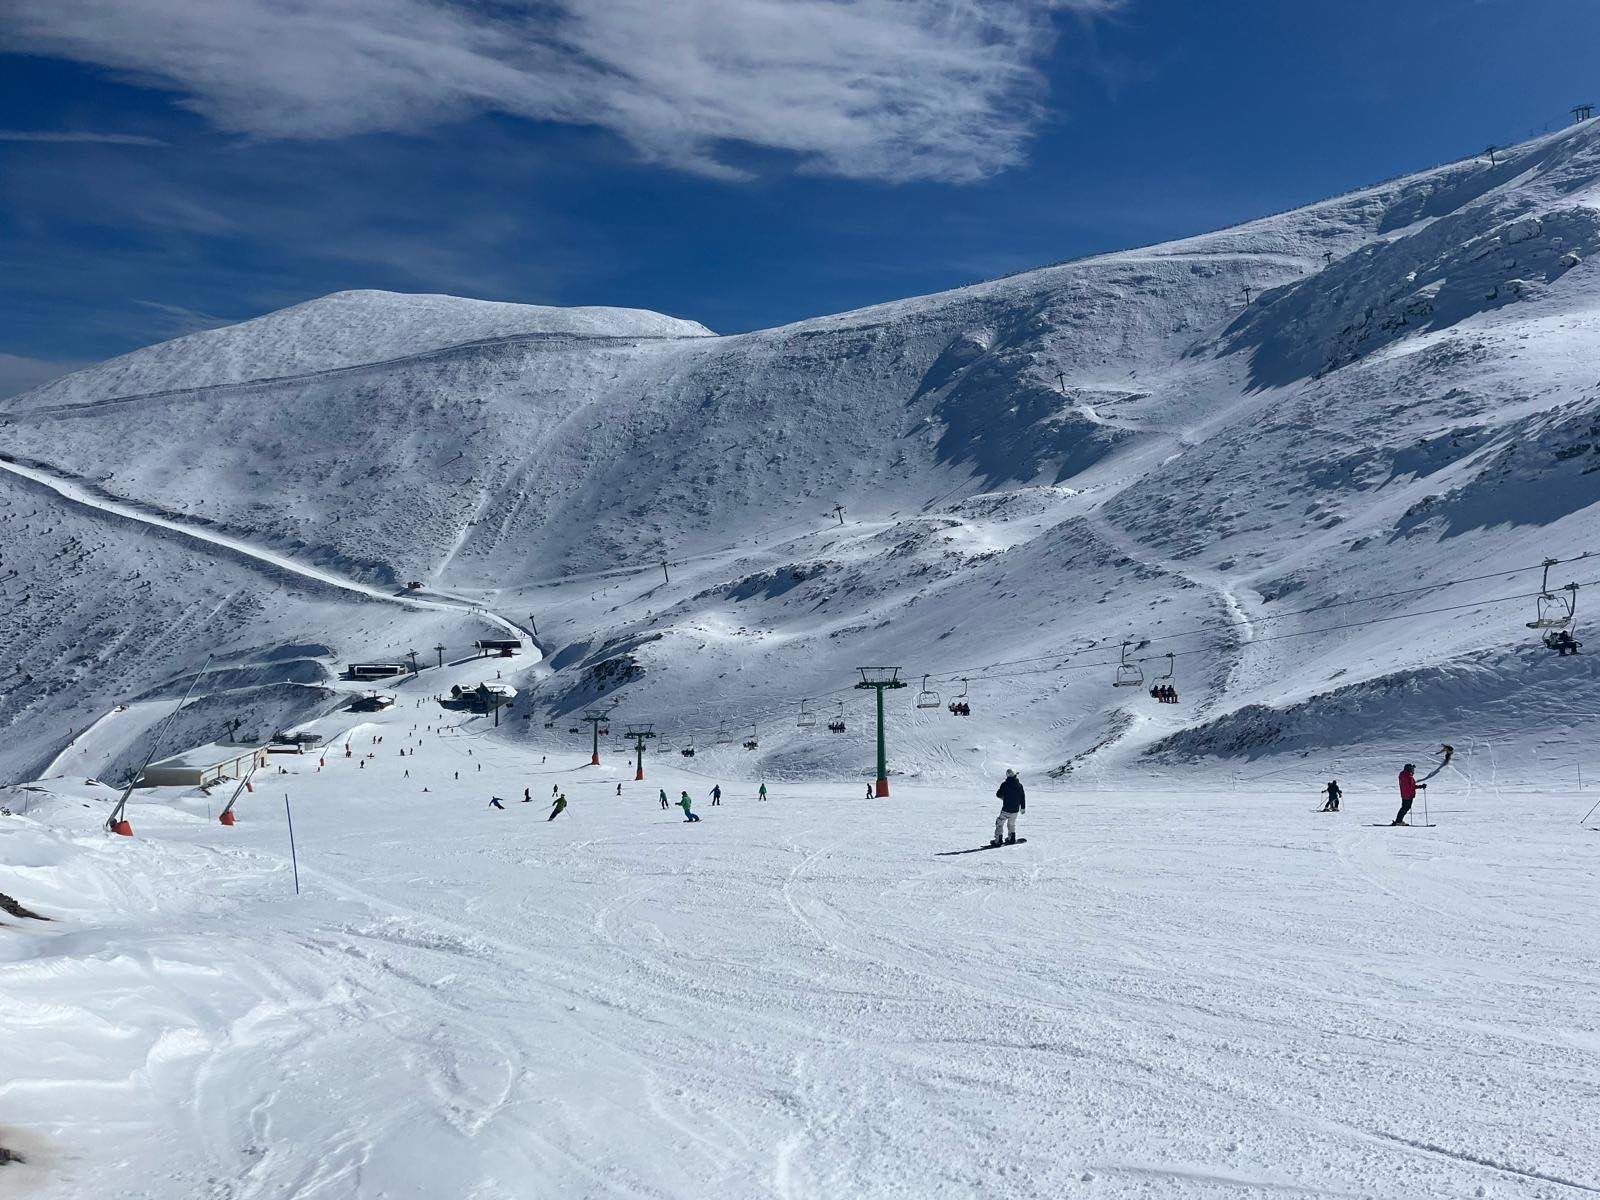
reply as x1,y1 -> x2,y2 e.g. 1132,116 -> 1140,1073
1391,764 -> 1424,826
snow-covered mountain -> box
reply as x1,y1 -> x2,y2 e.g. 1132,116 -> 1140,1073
5,122 -> 1600,789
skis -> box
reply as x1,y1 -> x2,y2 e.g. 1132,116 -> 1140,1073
937,838 -> 1028,856
1365,823 -> 1436,828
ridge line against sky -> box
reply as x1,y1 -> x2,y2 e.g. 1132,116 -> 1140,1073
1,0 -> 1597,395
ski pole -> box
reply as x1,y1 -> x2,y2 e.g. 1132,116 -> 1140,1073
1581,797 -> 1600,826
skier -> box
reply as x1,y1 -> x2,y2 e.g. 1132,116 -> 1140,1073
991,769 -> 1025,846
489,796 -> 505,810
1392,764 -> 1423,826
865,784 -> 873,800
548,793 -> 568,821
616,782 -> 623,797
1319,779 -> 1342,812
758,782 -> 768,801
678,791 -> 700,822
523,787 -> 530,803
659,788 -> 670,810
711,784 -> 722,806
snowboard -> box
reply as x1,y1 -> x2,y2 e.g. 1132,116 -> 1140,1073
937,838 -> 1028,856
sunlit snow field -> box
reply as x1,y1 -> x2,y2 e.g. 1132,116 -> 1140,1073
3,692 -> 1594,1200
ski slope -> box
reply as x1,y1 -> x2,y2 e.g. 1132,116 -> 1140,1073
4,116 -> 1600,1199
2,691 -> 1596,1199
6,122 -> 1600,791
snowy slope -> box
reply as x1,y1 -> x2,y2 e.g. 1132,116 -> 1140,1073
1,706 -> 1595,1199
5,290 -> 712,411
5,121 -> 1600,1200
3,123 -> 1600,790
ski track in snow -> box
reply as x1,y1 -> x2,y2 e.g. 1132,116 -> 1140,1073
4,694 -> 1595,1199
0,452 -> 523,640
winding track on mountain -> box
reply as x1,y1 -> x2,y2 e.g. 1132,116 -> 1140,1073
0,452 -> 528,640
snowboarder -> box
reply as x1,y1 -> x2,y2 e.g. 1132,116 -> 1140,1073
711,784 -> 722,806
489,797 -> 505,810
659,788 -> 670,810
758,782 -> 768,801
991,769 -> 1025,846
523,787 -> 531,803
865,784 -> 873,800
548,793 -> 568,821
616,782 -> 623,796
1320,780 -> 1342,812
1392,764 -> 1423,826
679,791 -> 700,822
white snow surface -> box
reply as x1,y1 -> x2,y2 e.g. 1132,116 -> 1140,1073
1,702 -> 1595,1199
3,120 -> 1600,1197
8,290 -> 712,409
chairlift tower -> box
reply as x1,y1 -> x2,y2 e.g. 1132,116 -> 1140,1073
581,709 -> 610,766
624,723 -> 656,781
854,667 -> 907,797
434,643 -> 446,669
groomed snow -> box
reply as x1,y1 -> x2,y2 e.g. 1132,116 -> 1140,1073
2,683 -> 1595,1198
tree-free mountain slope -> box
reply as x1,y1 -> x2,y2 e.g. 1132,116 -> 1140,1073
5,123 -> 1600,788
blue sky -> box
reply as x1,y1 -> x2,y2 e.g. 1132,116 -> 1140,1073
3,0 -> 1598,394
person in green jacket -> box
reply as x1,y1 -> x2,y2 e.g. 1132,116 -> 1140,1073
548,793 -> 567,822
678,791 -> 700,822
758,782 -> 768,801
659,788 -> 670,810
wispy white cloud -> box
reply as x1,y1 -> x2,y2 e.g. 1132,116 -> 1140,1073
0,129 -> 167,145
0,0 -> 1117,182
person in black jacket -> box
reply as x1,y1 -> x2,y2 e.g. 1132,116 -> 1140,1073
992,769 -> 1025,846
1319,779 -> 1342,812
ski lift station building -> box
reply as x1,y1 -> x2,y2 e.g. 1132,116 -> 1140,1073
139,743 -> 270,788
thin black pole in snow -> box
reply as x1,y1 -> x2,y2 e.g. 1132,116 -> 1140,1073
1580,796 -> 1600,826
284,793 -> 300,895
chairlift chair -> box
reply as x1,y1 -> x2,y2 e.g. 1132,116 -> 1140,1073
743,726 -> 759,751
947,678 -> 970,716
1527,560 -> 1578,630
797,700 -> 816,729
915,674 -> 942,709
1113,641 -> 1144,688
827,701 -> 847,733
716,722 -> 732,744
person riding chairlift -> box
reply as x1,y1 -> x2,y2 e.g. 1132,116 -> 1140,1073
1550,630 -> 1581,656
